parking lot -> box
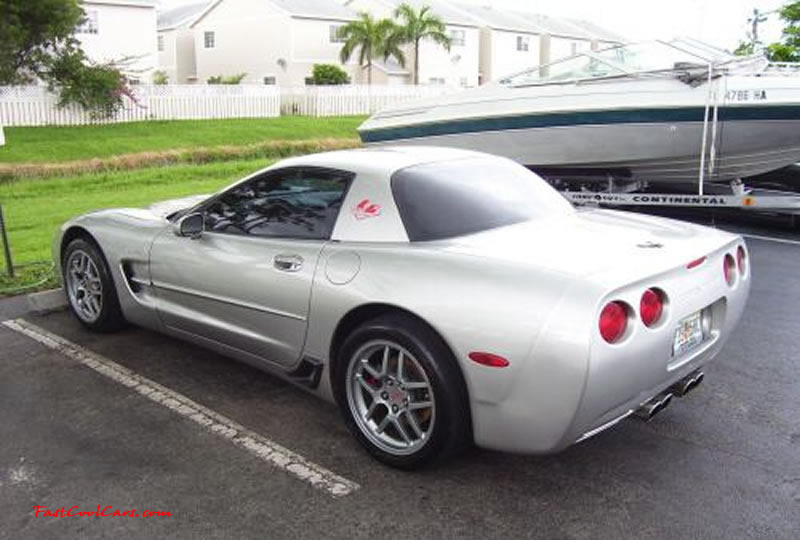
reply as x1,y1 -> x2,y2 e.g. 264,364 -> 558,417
1,218 -> 798,540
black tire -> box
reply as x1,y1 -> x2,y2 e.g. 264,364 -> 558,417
62,237 -> 125,332
333,313 -> 471,469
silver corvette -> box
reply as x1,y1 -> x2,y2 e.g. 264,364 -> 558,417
54,147 -> 750,468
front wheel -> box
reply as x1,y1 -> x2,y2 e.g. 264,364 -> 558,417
335,313 -> 470,469
63,238 -> 125,332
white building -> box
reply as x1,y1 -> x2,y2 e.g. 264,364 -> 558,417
452,4 -> 625,83
453,4 -> 545,83
191,0 -> 364,86
563,18 -> 627,51
345,0 -> 480,87
157,1 -> 209,84
76,0 -> 158,82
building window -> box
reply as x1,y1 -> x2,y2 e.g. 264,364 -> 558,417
450,29 -> 465,47
204,31 -> 215,49
571,42 -> 579,55
428,77 -> 446,85
516,35 -> 529,52
330,25 -> 346,43
263,76 -> 276,85
157,35 -> 164,52
459,77 -> 468,87
76,10 -> 99,34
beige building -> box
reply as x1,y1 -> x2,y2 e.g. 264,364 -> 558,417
155,0 -> 623,87
190,0 -> 361,86
454,4 -> 625,83
76,0 -> 158,82
157,1 -> 209,83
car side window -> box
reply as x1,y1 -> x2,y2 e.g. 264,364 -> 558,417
203,168 -> 353,240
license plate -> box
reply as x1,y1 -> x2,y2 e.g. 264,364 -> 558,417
673,312 -> 704,356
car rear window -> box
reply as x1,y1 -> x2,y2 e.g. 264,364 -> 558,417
390,157 -> 573,241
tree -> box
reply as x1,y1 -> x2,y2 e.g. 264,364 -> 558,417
770,2 -> 800,61
48,51 -> 135,117
0,0 -> 84,84
0,0 -> 133,118
733,42 -> 755,56
393,3 -> 451,85
310,64 -> 350,85
338,12 -> 405,85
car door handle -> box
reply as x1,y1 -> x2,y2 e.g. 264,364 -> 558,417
274,254 -> 303,272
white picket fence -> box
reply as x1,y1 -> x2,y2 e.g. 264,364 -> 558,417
0,84 -> 460,127
0,85 -> 280,127
280,85 -> 458,116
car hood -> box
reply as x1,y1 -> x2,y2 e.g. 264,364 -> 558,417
435,209 -> 738,280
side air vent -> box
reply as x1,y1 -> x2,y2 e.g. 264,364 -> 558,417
121,261 -> 149,294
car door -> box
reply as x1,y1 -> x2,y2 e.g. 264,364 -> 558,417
149,166 -> 354,368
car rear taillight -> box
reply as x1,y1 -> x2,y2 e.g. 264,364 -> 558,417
737,245 -> 747,275
599,301 -> 628,343
723,253 -> 736,286
640,288 -> 664,327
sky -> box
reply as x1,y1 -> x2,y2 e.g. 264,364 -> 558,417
157,0 -> 789,50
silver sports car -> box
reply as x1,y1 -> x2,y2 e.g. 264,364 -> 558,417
55,147 -> 750,468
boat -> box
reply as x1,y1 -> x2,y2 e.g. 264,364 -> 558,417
358,39 -> 800,187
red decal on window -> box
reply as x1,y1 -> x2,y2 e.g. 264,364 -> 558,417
353,199 -> 382,220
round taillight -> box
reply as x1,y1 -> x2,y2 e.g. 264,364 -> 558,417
736,246 -> 747,275
640,288 -> 664,327
599,301 -> 628,343
723,253 -> 736,286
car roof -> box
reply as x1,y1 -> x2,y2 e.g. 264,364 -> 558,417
275,146 -> 494,175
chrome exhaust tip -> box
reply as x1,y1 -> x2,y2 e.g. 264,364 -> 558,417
633,391 -> 673,422
670,370 -> 705,397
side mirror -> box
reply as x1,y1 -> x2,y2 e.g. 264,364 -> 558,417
174,212 -> 204,238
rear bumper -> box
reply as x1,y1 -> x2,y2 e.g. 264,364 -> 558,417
471,240 -> 750,454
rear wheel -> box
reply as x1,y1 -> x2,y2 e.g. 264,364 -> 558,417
63,238 -> 125,332
335,313 -> 470,469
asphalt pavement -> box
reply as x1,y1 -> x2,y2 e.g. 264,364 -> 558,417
0,220 -> 798,539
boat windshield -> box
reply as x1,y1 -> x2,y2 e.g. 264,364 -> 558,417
500,40 -> 731,87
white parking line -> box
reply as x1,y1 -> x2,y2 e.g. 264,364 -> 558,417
741,233 -> 800,246
1,318 -> 360,498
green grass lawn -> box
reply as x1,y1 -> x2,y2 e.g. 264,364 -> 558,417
0,158 -> 274,271
0,115 -> 365,293
0,116 -> 365,164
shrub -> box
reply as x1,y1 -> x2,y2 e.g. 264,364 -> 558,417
48,51 -> 136,119
310,64 -> 350,85
207,73 -> 247,85
153,70 -> 169,85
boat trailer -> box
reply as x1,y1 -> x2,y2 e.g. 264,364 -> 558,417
561,187 -> 800,214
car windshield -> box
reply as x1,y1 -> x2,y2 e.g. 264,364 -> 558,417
391,157 -> 573,242
500,40 -> 727,87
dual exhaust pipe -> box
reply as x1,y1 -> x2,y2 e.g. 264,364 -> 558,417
634,370 -> 704,422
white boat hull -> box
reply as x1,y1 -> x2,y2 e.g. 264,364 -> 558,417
360,75 -> 800,185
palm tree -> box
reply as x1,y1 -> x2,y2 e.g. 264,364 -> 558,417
339,12 -> 405,85
394,3 -> 452,85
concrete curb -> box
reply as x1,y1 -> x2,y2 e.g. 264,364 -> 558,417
27,288 -> 68,314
